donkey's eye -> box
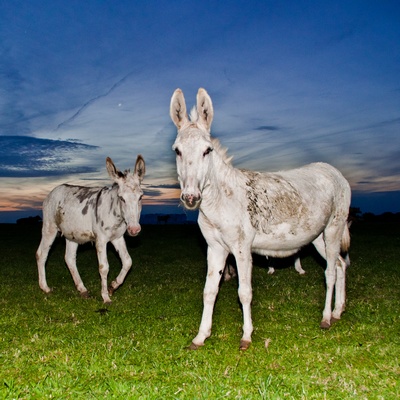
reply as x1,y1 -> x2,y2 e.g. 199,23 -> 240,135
119,196 -> 126,203
203,147 -> 213,156
174,148 -> 181,157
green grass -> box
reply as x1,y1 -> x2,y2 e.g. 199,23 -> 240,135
0,222 -> 399,399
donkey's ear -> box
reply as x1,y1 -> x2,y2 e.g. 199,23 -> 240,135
196,88 -> 213,131
170,88 -> 188,129
134,155 -> 146,182
106,157 -> 123,181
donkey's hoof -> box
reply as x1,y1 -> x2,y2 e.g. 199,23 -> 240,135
239,340 -> 251,351
320,320 -> 331,329
108,286 -> 116,296
95,308 -> 110,315
267,268 -> 275,275
80,291 -> 90,299
41,286 -> 53,294
187,342 -> 202,350
331,316 -> 340,325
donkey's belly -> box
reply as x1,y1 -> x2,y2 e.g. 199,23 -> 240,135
251,224 -> 320,257
57,211 -> 96,244
63,229 -> 96,244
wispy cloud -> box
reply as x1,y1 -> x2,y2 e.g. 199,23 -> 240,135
0,136 -> 99,177
55,72 -> 135,131
254,126 -> 281,131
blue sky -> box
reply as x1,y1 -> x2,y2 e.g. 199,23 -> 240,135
1,0 -> 399,223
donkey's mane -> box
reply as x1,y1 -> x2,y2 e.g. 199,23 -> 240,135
189,107 -> 199,123
211,138 -> 233,166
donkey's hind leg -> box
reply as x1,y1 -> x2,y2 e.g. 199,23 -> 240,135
294,257 -> 306,274
36,222 -> 58,293
64,239 -> 89,298
313,228 -> 345,329
312,233 -> 336,329
331,255 -> 347,322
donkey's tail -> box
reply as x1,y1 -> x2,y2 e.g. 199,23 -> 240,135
341,221 -> 351,254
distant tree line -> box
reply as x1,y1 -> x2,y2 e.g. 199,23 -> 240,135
13,209 -> 400,226
16,215 -> 42,225
349,207 -> 400,223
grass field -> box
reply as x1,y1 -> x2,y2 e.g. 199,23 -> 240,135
0,221 -> 399,399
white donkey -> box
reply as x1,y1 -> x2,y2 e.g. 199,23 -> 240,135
36,155 -> 145,304
170,88 -> 351,350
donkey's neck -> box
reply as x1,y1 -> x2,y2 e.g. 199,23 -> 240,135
201,142 -> 240,211
95,184 -> 125,227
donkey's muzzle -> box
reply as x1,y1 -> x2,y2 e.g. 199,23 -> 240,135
127,224 -> 141,236
181,193 -> 201,210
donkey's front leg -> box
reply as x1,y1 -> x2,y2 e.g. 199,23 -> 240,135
96,240 -> 112,304
108,237 -> 132,295
235,249 -> 254,350
190,245 -> 228,350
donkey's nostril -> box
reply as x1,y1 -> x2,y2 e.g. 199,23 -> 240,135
181,193 -> 201,210
186,194 -> 195,205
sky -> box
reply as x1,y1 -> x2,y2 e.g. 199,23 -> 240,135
1,0 -> 399,223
